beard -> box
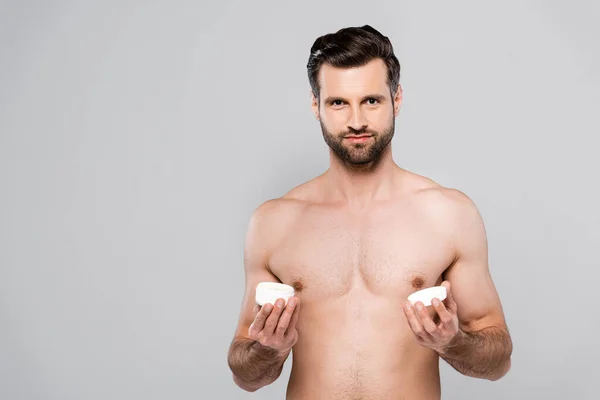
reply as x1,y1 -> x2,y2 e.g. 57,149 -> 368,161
320,116 -> 395,167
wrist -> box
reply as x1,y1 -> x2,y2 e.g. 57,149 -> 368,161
437,328 -> 468,357
251,340 -> 290,361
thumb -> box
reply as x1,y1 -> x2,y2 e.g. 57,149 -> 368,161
441,281 -> 457,312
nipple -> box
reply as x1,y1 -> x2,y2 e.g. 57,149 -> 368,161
291,279 -> 304,292
411,276 -> 425,289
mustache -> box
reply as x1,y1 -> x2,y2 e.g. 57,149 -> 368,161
343,128 -> 378,136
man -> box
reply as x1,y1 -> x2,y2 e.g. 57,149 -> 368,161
227,25 -> 513,399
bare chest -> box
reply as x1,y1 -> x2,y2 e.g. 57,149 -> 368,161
268,204 -> 456,301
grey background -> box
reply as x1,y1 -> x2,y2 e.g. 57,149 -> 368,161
1,1 -> 598,399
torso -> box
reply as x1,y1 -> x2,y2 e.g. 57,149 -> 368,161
266,168 -> 458,400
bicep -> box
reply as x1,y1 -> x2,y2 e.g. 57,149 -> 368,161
442,192 -> 507,332
233,262 -> 280,340
233,202 -> 283,339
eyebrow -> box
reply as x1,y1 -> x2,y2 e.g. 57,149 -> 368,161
323,94 -> 387,104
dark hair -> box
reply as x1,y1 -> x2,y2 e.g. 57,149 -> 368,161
307,25 -> 401,100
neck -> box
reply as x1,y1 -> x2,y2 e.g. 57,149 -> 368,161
324,144 -> 400,209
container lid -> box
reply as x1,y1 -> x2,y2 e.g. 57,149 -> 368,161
407,286 -> 447,306
256,282 -> 295,294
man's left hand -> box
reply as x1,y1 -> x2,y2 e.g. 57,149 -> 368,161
403,281 -> 461,354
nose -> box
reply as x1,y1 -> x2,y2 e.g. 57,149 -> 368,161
348,105 -> 368,132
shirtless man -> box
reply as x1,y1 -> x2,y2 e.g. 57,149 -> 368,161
227,25 -> 513,399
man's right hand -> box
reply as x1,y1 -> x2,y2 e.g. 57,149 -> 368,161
248,296 -> 300,356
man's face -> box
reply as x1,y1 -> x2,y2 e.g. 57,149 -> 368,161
312,58 -> 402,167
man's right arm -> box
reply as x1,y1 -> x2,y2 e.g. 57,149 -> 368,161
228,330 -> 291,392
227,199 -> 300,392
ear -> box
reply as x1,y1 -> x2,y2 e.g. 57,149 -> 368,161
311,91 -> 320,121
393,84 -> 403,117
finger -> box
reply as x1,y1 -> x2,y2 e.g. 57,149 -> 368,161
263,298 -> 286,335
432,297 -> 454,328
287,297 -> 301,333
442,281 -> 458,313
404,302 -> 430,339
416,302 -> 440,336
275,297 -> 298,337
249,303 -> 273,334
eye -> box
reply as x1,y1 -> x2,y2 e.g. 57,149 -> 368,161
331,100 -> 344,107
366,98 -> 379,105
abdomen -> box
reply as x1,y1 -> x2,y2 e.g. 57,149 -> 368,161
285,292 -> 442,400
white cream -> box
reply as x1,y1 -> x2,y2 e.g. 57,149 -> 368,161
407,286 -> 447,307
255,282 -> 295,306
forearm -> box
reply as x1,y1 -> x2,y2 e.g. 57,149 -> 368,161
227,336 -> 289,391
438,325 -> 513,381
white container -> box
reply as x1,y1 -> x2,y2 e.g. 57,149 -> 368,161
407,286 -> 447,307
255,282 -> 295,306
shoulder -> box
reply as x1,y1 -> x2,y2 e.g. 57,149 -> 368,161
250,178 -> 319,223
417,186 -> 479,215
405,173 -> 483,229
247,197 -> 305,237
243,181 -> 320,272
245,179 -> 318,247
407,179 -> 488,261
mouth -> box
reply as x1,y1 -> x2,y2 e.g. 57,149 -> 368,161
344,135 -> 373,143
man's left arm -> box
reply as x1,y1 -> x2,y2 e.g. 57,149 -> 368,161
403,189 -> 513,381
